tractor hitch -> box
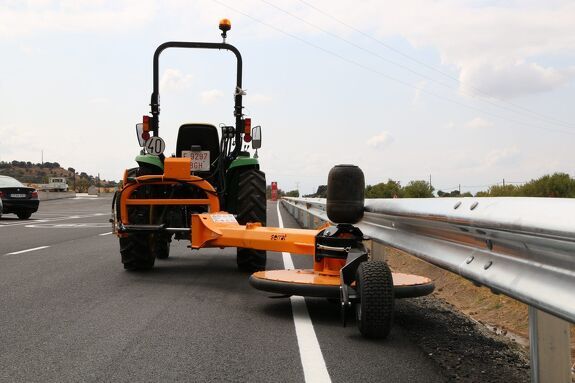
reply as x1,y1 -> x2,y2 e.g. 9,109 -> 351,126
314,224 -> 366,261
339,248 -> 369,327
316,224 -> 370,327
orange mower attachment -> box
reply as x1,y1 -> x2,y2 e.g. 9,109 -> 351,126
190,211 -> 434,339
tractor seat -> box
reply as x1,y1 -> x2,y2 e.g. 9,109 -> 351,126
176,123 -> 220,172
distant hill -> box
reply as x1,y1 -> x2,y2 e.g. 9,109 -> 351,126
0,161 -> 117,192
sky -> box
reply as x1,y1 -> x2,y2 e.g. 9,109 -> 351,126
1,0 -> 574,195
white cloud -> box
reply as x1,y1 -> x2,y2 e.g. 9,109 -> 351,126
442,117 -> 493,130
412,81 -> 426,104
160,69 -> 193,92
460,62 -> 575,99
0,124 -> 40,158
367,131 -> 394,149
171,0 -> 575,100
200,89 -> 224,104
249,93 -> 273,105
0,0 -> 155,38
464,117 -> 493,130
482,146 -> 520,168
6,0 -> 574,102
89,97 -> 109,104
366,1 -> 575,99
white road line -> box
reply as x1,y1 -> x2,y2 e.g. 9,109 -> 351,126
99,232 -> 113,236
5,246 -> 50,256
0,213 -> 105,228
276,202 -> 332,383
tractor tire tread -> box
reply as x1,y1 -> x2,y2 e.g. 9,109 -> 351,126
120,234 -> 155,271
235,169 -> 267,272
154,238 -> 170,260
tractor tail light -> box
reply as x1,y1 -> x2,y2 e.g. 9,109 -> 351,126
141,115 -> 151,142
244,118 -> 251,135
143,115 -> 150,132
243,118 -> 252,142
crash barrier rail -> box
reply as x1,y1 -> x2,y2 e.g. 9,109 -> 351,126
281,197 -> 574,383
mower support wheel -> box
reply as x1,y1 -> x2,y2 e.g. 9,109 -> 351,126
235,169 -> 267,272
120,234 -> 156,271
355,260 -> 394,339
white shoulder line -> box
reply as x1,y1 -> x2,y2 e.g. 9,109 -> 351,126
5,246 -> 50,256
276,202 -> 332,383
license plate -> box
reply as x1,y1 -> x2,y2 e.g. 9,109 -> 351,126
182,150 -> 210,172
11,194 -> 26,198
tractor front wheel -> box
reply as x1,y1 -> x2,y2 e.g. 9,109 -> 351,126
355,261 -> 394,339
235,169 -> 267,272
120,234 -> 156,271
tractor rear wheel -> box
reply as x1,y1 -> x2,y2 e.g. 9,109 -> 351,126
355,261 -> 394,339
154,237 -> 170,260
120,234 -> 155,271
235,169 -> 267,272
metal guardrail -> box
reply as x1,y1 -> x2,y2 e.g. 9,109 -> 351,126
282,197 -> 575,382
283,196 -> 575,323
282,196 -> 574,382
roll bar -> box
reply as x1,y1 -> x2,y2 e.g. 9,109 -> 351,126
150,41 -> 244,154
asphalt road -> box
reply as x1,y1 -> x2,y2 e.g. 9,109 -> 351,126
0,196 -> 528,382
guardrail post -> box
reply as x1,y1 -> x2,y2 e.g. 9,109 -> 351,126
367,240 -> 387,261
528,306 -> 571,383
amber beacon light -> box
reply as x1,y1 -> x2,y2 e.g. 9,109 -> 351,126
219,18 -> 232,42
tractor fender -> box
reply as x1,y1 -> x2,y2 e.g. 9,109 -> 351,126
228,156 -> 259,171
135,154 -> 164,171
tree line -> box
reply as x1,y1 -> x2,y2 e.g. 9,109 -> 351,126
295,172 -> 575,199
0,160 -> 61,169
0,161 -> 118,192
265,185 -> 299,199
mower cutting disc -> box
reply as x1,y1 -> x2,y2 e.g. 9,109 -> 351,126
249,269 -> 434,299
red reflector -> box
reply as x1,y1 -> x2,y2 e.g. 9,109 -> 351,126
244,134 -> 252,143
143,115 -> 150,132
244,118 -> 251,135
142,131 -> 150,141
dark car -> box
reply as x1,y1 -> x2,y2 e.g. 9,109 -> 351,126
0,175 -> 39,219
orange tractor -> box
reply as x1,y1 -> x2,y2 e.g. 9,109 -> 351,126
112,20 -> 433,338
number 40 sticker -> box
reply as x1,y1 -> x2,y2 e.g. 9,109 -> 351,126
144,136 -> 166,155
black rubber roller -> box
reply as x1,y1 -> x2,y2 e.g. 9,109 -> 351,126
327,164 -> 365,224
